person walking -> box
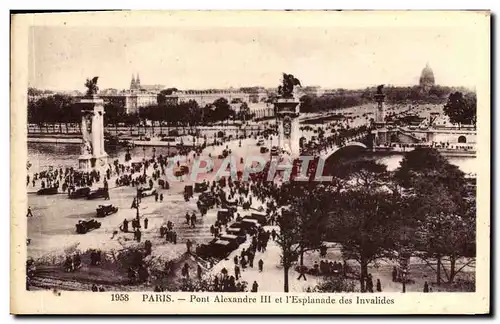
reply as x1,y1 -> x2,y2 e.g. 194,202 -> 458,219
251,281 -> 258,292
423,281 -> 429,293
376,279 -> 382,292
144,217 -> 149,230
234,265 -> 240,280
26,207 -> 34,218
258,259 -> 264,272
297,266 -> 307,281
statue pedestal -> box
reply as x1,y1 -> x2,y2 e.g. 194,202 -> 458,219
75,95 -> 108,171
78,153 -> 108,171
275,97 -> 301,158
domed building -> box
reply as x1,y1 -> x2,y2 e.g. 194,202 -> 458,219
419,63 -> 435,91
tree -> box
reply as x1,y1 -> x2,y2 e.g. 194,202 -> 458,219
212,97 -> 233,121
394,147 -> 473,285
415,209 -> 476,285
275,208 -> 301,293
443,91 -> 477,126
327,188 -> 401,292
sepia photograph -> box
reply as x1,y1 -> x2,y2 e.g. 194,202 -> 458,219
10,10 -> 490,314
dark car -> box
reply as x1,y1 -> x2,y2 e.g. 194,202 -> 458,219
37,187 -> 58,195
96,204 -> 118,218
194,182 -> 208,193
87,188 -> 108,200
260,147 -> 269,154
246,212 -> 267,226
69,187 -> 90,199
158,179 -> 170,189
75,219 -> 101,234
270,146 -> 279,156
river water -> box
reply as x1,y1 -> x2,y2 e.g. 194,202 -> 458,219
27,142 -> 476,174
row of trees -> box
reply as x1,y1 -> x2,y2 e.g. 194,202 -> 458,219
299,85 -> 460,114
271,148 -> 475,292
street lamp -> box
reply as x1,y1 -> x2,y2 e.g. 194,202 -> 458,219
152,147 -> 156,159
143,146 -> 146,160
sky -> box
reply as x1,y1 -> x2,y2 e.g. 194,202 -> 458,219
28,25 -> 481,91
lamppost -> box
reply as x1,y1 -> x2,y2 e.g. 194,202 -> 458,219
142,146 -> 146,160
152,147 -> 156,159
136,188 -> 141,220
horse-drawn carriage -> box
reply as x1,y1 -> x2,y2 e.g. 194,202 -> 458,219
75,219 -> 101,234
96,204 -> 118,218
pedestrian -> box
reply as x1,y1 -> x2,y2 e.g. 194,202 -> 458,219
173,231 -> 177,244
271,229 -> 277,241
234,255 -> 239,266
155,192 -> 158,202
366,274 -> 374,293
297,266 -> 307,281
392,266 -> 397,282
186,239 -> 192,254
376,279 -> 382,292
258,259 -> 263,272
185,212 -> 190,225
234,265 -> 240,280
160,193 -> 164,202
122,219 -> 129,232
135,228 -> 142,242
423,281 -> 429,293
144,217 -> 148,230
251,281 -> 258,292
26,207 -> 33,218
197,264 -> 202,280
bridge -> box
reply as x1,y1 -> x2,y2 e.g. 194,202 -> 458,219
300,129 -> 372,160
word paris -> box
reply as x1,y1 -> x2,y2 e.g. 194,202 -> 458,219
166,155 -> 332,182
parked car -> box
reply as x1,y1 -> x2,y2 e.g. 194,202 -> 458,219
75,219 -> 101,234
194,182 -> 208,193
96,204 -> 118,218
87,188 -> 108,200
271,146 -> 279,156
37,187 -> 58,195
257,138 -> 265,146
69,187 -> 90,199
260,147 -> 269,154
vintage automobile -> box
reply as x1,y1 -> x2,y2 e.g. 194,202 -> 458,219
271,146 -> 279,156
196,240 -> 235,259
87,188 -> 108,200
260,147 -> 269,154
217,209 -> 233,223
226,226 -> 247,237
140,188 -> 157,198
96,204 -> 118,218
220,233 -> 246,246
75,219 -> 101,234
257,138 -> 265,146
37,187 -> 58,195
69,187 -> 91,199
194,182 -> 208,193
198,192 -> 215,207
240,218 -> 259,230
247,212 -> 267,226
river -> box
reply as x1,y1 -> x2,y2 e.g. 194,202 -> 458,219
27,142 -> 476,174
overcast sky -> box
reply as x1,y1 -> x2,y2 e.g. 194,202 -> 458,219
28,25 -> 481,91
